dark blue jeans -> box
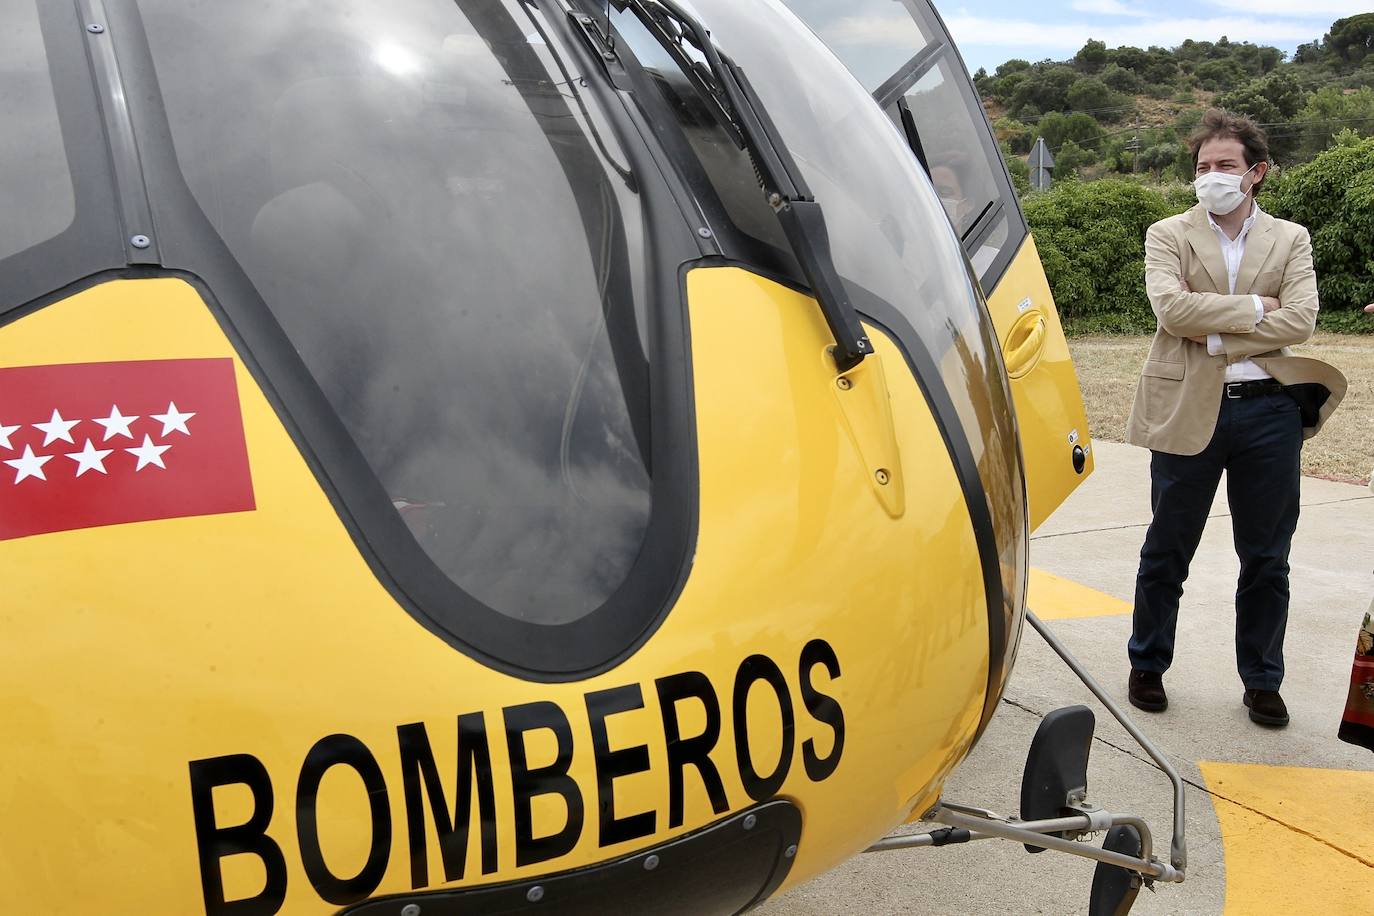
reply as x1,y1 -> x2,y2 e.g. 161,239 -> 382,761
1129,391 -> 1303,690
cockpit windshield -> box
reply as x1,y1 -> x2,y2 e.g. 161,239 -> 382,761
139,0 -> 656,625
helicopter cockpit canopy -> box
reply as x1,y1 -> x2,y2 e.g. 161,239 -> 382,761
0,0 -> 1031,686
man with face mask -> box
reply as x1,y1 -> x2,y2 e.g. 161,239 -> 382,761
1123,109 -> 1346,727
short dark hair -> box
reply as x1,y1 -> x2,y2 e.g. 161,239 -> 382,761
1189,108 -> 1270,193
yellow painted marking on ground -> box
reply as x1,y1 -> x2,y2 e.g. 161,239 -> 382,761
1199,762 -> 1374,915
1028,568 -> 1133,620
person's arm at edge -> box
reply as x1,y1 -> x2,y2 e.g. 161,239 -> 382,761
1215,228 -> 1320,360
1144,220 -> 1263,339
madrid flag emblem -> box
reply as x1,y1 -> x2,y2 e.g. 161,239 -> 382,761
0,358 -> 254,540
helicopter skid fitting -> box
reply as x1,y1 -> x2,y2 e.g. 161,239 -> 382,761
864,611 -> 1187,912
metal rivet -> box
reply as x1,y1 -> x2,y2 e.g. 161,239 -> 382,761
643,854 -> 660,871
697,226 -> 713,239
602,50 -> 616,59
767,192 -> 782,207
784,844 -> 798,858
87,23 -> 105,33
401,906 -> 421,916
743,814 -> 757,830
875,469 -> 891,486
130,234 -> 151,249
836,377 -> 852,390
526,886 -> 545,903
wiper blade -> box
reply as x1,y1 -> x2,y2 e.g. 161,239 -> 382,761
621,0 -> 873,372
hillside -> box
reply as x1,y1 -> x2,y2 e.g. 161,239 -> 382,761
972,14 -> 1374,187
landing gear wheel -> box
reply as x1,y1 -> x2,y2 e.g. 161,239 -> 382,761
1088,824 -> 1144,916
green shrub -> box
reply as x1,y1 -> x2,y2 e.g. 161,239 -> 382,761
993,117 -> 1035,154
1036,111 -> 1105,150
1066,77 -> 1129,121
1025,178 -> 1187,333
1265,135 -> 1374,325
1053,140 -> 1099,178
1296,86 -> 1374,157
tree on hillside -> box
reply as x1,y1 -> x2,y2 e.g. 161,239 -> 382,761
1215,71 -> 1306,161
1066,77 -> 1129,121
993,117 -> 1035,154
1075,39 -> 1108,73
1138,141 -> 1185,178
1099,63 -> 1145,94
1193,58 -> 1248,91
1037,111 -> 1105,150
1296,86 -> 1374,157
1326,14 -> 1374,65
1053,140 -> 1099,177
1008,64 -> 1079,119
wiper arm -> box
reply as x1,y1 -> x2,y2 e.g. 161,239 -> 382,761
621,0 -> 874,372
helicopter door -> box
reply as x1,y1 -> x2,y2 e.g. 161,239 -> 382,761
779,0 -> 1094,529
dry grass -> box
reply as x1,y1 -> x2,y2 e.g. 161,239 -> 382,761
1068,333 -> 1374,484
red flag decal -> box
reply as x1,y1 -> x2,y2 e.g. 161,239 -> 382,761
0,358 -> 254,540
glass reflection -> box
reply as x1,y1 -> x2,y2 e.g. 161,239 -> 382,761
0,0 -> 76,262
140,0 -> 653,622
777,0 -> 936,92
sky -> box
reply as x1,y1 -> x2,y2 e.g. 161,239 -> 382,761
788,0 -> 1370,78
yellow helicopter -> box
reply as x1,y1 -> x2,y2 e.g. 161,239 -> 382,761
0,0 -> 1184,913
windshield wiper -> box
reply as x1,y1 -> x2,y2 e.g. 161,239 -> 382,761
610,0 -> 874,372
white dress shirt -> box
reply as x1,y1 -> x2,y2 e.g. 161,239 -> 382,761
1204,204 -> 1271,382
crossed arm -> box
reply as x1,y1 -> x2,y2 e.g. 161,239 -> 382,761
1145,222 -> 1322,359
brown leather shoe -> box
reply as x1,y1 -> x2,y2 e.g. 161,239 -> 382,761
1128,670 -> 1167,712
1243,689 -> 1289,727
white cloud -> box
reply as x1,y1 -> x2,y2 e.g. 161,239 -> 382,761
1070,0 -> 1152,18
942,15 -> 1326,51
822,14 -> 930,46
1205,0 -> 1369,15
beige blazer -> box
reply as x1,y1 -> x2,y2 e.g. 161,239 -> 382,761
1125,204 -> 1346,456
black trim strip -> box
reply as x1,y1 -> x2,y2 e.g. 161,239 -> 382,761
872,40 -> 945,111
76,0 -> 159,264
853,307 -> 1011,737
962,199 -> 1004,251
84,0 -> 702,680
695,256 -> 1016,734
0,0 -> 124,313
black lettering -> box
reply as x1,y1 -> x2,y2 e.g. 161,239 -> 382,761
397,715 -> 498,888
655,671 -> 729,828
585,684 -> 655,846
732,655 -> 795,802
295,734 -> 392,906
189,754 -> 288,916
799,638 -> 846,781
504,701 -> 584,867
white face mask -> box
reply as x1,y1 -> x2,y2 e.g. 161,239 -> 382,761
1193,163 -> 1258,216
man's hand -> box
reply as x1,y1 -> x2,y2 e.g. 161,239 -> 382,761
1364,304 -> 1373,314
1261,296 -> 1281,314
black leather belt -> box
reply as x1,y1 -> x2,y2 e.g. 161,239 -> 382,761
1224,379 -> 1285,399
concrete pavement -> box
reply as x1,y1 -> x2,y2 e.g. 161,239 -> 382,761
759,440 -> 1374,915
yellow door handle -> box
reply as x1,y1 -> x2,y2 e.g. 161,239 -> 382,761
1003,311 -> 1047,379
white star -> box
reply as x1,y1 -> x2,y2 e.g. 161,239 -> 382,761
92,405 -> 139,441
66,439 -> 114,477
0,421 -> 18,451
34,409 -> 80,446
126,434 -> 171,471
5,444 -> 53,484
150,401 -> 195,437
